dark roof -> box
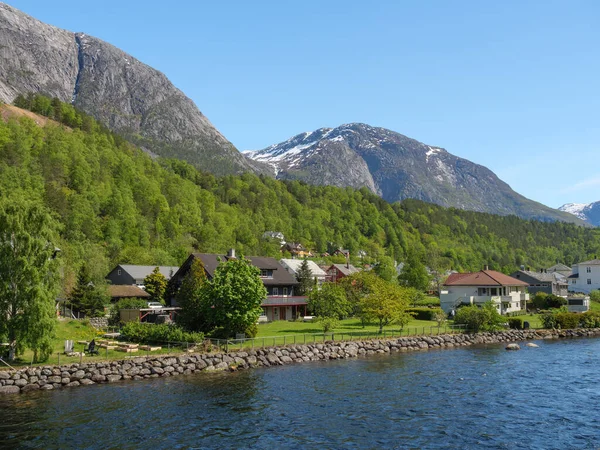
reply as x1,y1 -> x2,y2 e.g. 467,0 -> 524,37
108,285 -> 150,299
444,270 -> 528,287
110,265 -> 179,280
568,273 -> 579,279
176,253 -> 298,286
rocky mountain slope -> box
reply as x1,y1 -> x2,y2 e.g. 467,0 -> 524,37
246,123 -> 588,225
559,202 -> 600,226
0,2 -> 266,176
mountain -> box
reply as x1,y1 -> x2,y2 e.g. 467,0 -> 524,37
245,123 -> 586,225
0,2 -> 266,176
559,202 -> 600,226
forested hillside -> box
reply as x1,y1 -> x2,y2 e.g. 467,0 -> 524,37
1,97 -> 599,293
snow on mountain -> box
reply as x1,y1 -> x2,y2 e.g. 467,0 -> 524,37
559,202 -> 600,226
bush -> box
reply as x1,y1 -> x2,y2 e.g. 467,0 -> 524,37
407,307 -> 445,321
532,292 -> 567,310
590,290 -> 600,303
121,322 -> 204,344
507,318 -> 523,330
454,302 -> 504,332
413,297 -> 441,307
580,311 -> 600,328
539,310 -> 557,329
554,311 -> 580,329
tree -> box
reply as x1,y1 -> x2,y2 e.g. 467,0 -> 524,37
143,267 -> 167,305
398,252 -> 430,291
359,278 -> 412,333
68,264 -> 109,318
340,271 -> 380,326
175,259 -> 210,331
373,255 -> 396,282
308,282 -> 351,332
296,258 -> 314,295
206,256 -> 266,338
0,200 -> 60,362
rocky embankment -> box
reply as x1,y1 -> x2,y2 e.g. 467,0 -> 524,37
2,328 -> 599,395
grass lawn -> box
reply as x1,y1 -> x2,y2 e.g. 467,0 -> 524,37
5,319 -> 193,369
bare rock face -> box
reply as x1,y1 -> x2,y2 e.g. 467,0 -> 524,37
0,3 -> 78,102
0,3 -> 264,176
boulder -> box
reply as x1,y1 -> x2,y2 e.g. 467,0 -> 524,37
505,343 -> 520,351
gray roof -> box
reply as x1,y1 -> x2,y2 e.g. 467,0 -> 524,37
576,259 -> 600,266
512,270 -> 567,283
118,265 -> 179,280
547,263 -> 571,272
280,259 -> 327,277
330,263 -> 360,276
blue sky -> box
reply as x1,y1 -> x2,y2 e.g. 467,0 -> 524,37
8,0 -> 600,208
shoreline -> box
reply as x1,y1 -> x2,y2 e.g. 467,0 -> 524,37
1,328 -> 599,395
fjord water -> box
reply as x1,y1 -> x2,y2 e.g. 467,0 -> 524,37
2,338 -> 600,449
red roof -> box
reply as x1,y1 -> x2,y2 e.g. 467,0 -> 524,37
444,270 -> 528,287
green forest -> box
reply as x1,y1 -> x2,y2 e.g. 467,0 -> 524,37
2,95 -> 599,293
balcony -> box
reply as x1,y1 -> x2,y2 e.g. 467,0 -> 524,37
262,296 -> 308,306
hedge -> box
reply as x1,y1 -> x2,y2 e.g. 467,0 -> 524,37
121,322 -> 204,344
406,307 -> 445,321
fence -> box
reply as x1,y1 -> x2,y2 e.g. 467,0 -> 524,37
206,324 -> 470,352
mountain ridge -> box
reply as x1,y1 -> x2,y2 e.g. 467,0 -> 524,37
246,123 -> 588,225
0,2 -> 268,176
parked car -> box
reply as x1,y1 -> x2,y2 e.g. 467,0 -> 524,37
147,302 -> 163,309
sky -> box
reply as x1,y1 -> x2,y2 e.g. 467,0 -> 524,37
7,0 -> 600,208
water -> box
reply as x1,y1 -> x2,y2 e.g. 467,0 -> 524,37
2,338 -> 600,449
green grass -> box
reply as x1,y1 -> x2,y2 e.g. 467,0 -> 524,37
6,319 -> 195,368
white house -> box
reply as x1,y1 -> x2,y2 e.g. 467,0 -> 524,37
568,259 -> 600,294
279,259 -> 328,285
440,269 -> 529,315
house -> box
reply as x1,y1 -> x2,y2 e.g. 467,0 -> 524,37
170,249 -> 307,321
279,258 -> 328,286
440,269 -> 529,315
325,263 -> 360,283
510,270 -> 569,297
333,248 -> 350,258
281,242 -> 313,258
568,259 -> 600,294
567,295 -> 590,313
107,285 -> 150,302
106,265 -> 179,287
546,263 -> 572,278
262,231 -> 286,246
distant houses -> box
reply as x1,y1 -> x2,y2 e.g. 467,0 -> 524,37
440,269 -> 529,315
325,263 -> 360,283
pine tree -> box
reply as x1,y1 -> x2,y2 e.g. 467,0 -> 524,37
143,267 -> 167,305
296,258 -> 314,295
68,264 -> 108,318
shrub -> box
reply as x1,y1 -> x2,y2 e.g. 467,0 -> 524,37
507,318 -> 523,330
580,311 -> 600,328
554,311 -> 580,329
121,322 -> 204,344
539,310 -> 557,329
590,290 -> 600,303
532,292 -> 567,310
454,302 -> 504,332
407,307 -> 445,321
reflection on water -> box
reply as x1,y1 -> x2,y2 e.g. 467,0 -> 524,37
1,339 -> 600,449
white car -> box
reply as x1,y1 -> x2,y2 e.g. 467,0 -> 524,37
147,302 -> 163,309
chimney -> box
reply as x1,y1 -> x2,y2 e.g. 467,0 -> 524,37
227,248 -> 236,259
484,265 -> 489,271
346,252 -> 350,269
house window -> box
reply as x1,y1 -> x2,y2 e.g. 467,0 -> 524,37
260,270 -> 268,277
572,280 -> 577,284
283,287 -> 288,296
587,267 -> 592,273
588,279 -> 592,285
117,269 -> 121,276
273,287 -> 279,296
